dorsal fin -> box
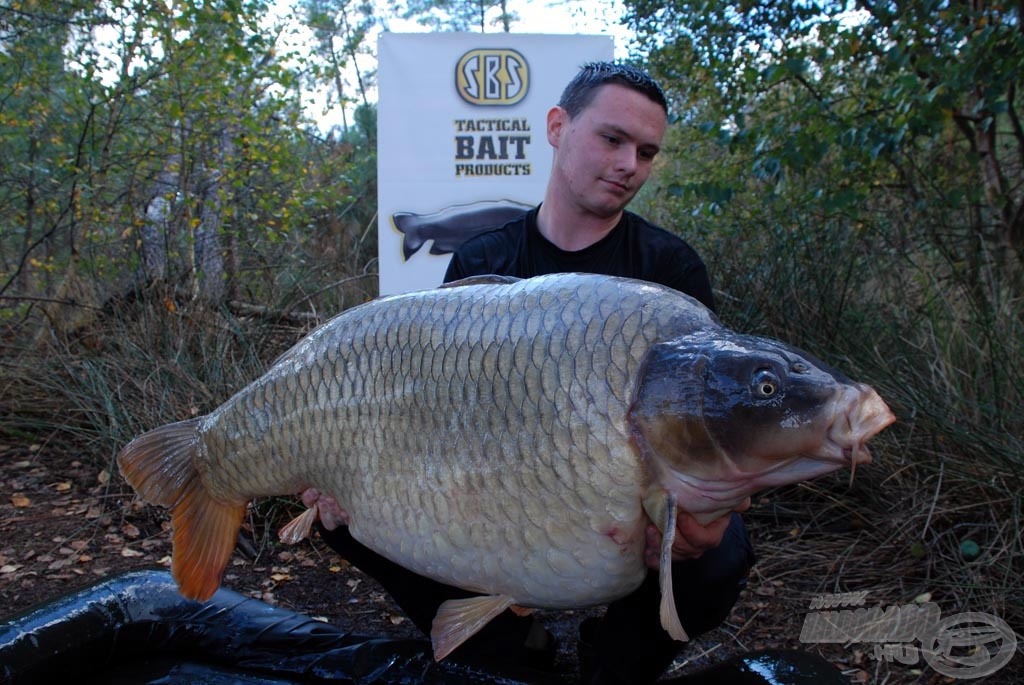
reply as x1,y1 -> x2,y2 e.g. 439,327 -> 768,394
439,274 -> 521,289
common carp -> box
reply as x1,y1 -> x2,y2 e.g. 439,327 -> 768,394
117,273 -> 895,661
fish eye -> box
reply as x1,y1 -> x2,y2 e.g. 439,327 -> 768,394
752,370 -> 780,398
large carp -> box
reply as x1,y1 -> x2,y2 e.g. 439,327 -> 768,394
118,273 -> 894,660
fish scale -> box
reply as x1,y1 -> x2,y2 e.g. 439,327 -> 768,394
117,272 -> 895,661
217,278 -> 651,597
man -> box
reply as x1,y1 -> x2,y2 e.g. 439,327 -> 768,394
312,62 -> 754,684
444,62 -> 714,311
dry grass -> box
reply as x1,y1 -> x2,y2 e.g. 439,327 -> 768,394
2,250 -> 1022,682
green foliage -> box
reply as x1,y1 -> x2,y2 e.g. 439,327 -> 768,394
0,0 -> 380,476
630,1 -> 1024,259
398,0 -> 518,32
300,0 -> 377,130
627,4 -> 1022,641
626,0 -> 1023,478
0,0 -> 376,329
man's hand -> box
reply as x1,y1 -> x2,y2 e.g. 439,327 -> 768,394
643,498 -> 750,569
300,488 -> 349,530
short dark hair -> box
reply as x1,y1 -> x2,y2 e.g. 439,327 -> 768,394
557,61 -> 668,118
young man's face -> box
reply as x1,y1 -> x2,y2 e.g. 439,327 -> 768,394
547,83 -> 667,219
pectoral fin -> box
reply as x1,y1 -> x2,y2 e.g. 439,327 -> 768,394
643,489 -> 689,642
431,594 -> 516,661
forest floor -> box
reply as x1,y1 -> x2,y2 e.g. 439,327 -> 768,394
0,439 -> 1011,684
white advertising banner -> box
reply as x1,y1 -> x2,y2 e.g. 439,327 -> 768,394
377,33 -> 614,296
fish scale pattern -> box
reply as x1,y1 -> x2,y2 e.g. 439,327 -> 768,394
198,274 -> 715,608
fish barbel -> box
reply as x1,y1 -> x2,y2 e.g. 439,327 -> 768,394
118,273 -> 895,660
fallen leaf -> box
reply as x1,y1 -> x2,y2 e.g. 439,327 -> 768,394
388,614 -> 406,625
121,523 -> 140,538
0,565 -> 20,574
97,469 -> 111,485
11,494 -> 30,508
120,548 -> 143,558
54,482 -> 72,492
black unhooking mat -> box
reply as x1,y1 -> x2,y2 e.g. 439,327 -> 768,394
0,569 -> 846,685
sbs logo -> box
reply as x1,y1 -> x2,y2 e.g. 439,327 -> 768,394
455,49 -> 528,106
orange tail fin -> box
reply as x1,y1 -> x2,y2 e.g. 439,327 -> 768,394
117,418 -> 246,601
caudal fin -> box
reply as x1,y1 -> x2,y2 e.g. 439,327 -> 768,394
117,418 -> 246,601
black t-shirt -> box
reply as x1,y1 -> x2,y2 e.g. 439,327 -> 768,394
443,206 -> 716,311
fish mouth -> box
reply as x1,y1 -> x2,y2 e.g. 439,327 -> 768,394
825,383 -> 895,463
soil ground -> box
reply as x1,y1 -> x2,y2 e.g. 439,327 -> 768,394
0,441 -> 1014,684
